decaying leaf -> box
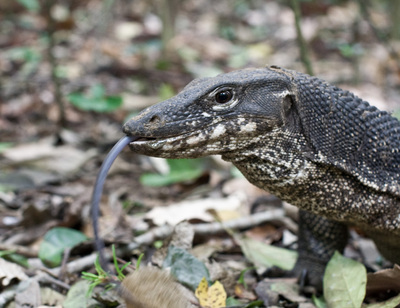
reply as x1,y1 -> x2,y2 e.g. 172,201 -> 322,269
146,193 -> 245,225
15,279 -> 41,307
0,258 -> 28,286
366,264 -> 400,295
195,277 -> 227,308
3,140 -> 97,176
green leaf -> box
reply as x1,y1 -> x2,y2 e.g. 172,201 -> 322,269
0,142 -> 13,154
67,84 -> 122,112
244,300 -> 265,307
16,0 -> 40,12
0,251 -> 29,268
140,168 -> 203,187
163,246 -> 211,291
159,83 -> 175,101
231,166 -> 244,178
140,158 -> 204,187
237,267 -> 255,289
7,47 -> 40,63
313,295 -> 327,308
393,110 -> 400,121
226,297 -> 243,306
64,280 -> 101,308
323,251 -> 366,308
238,236 -> 297,270
89,84 -> 105,98
39,227 -> 88,267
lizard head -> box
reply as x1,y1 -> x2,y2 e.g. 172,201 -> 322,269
123,67 -> 296,158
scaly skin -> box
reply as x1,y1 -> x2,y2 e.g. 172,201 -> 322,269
123,66 -> 400,286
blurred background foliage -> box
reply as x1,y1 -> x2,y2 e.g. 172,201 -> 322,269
0,0 -> 399,143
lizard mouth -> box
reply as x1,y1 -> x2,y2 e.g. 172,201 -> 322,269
134,137 -> 157,142
128,130 -> 201,151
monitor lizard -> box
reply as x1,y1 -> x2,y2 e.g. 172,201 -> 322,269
122,66 -> 400,287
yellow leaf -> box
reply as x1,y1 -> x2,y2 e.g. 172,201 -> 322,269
208,281 -> 226,308
195,278 -> 227,308
195,277 -> 210,307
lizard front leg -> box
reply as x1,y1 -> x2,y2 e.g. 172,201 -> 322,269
293,210 -> 348,289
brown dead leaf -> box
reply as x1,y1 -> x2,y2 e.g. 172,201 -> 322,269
367,264 -> 400,295
234,283 -> 257,300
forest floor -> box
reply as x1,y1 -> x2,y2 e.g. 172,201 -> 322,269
1,0 -> 400,307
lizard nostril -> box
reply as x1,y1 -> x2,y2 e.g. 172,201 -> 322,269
149,115 -> 160,123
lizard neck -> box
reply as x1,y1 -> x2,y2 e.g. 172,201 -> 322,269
222,128 -> 400,234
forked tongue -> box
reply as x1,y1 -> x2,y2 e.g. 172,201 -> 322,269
91,135 -> 137,271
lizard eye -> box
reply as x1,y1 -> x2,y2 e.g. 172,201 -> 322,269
215,90 -> 233,104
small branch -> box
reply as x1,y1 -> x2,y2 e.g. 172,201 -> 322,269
36,271 -> 71,290
43,0 -> 66,130
47,252 -> 102,276
194,209 -> 287,235
0,243 -> 38,258
290,0 -> 314,75
127,209 -> 288,251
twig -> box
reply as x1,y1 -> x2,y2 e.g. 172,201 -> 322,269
290,0 -> 314,75
43,0 -> 66,130
47,252 -> 103,276
194,208 -> 287,234
36,271 -> 71,290
0,243 -> 38,258
59,247 -> 72,281
127,209 -> 288,251
159,0 -> 178,56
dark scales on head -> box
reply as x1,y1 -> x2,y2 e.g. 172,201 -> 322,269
122,65 -> 400,288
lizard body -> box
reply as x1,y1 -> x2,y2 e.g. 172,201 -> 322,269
123,66 -> 400,284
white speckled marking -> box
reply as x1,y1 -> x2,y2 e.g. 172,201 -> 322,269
273,90 -> 292,98
240,122 -> 257,133
163,144 -> 173,151
211,124 -> 226,139
186,134 -> 207,145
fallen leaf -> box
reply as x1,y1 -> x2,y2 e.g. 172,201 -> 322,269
3,139 -> 97,176
234,283 -> 257,300
63,280 -> 101,308
237,235 -> 297,271
40,287 -> 65,306
362,293 -> 400,308
323,251 -> 366,308
270,281 -> 306,303
163,246 -> 210,291
39,227 -> 88,267
366,264 -> 400,294
15,279 -> 41,307
146,193 -> 245,225
0,258 -> 28,286
195,278 -> 227,308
